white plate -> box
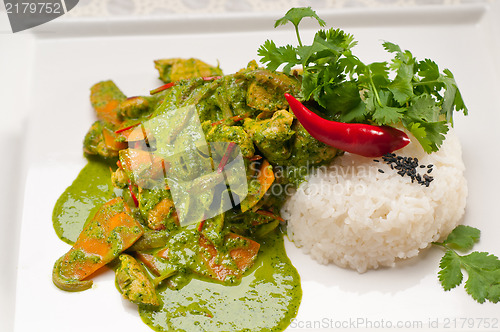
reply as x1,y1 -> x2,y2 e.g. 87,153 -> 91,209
13,3 -> 500,332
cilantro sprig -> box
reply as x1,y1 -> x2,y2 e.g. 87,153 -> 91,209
258,7 -> 468,153
433,225 -> 500,304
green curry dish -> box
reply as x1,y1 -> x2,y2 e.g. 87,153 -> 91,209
55,55 -> 348,332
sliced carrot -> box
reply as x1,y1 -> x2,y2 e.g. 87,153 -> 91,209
257,159 -> 274,194
147,197 -> 178,230
240,159 -> 275,212
53,197 -> 143,291
198,233 -> 260,282
102,127 -> 128,152
227,233 -> 260,272
119,149 -> 167,186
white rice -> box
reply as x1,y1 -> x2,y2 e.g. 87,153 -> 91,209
281,129 -> 467,273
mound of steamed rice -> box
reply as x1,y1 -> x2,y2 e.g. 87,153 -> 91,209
281,129 -> 467,273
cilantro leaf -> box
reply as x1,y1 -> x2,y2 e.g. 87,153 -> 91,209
439,69 -> 469,123
462,252 -> 500,303
435,225 -> 500,304
312,29 -> 357,59
438,251 -> 463,291
406,94 -> 440,123
418,59 -> 440,82
257,40 -> 300,73
372,90 -> 404,125
405,120 -> 448,153
317,81 -> 362,120
339,101 -> 366,123
406,122 -> 433,153
442,225 -> 481,251
274,7 -> 326,29
274,7 -> 325,48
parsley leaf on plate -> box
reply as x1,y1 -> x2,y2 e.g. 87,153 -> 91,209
442,225 -> 480,251
434,226 -> 500,304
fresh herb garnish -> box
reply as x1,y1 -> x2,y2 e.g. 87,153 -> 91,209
433,225 -> 500,304
258,7 -> 468,153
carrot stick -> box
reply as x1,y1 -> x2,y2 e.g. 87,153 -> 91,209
52,197 -> 143,292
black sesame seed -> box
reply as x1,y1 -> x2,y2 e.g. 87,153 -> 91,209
379,152 -> 434,187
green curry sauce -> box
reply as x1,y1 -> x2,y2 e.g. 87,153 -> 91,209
140,233 -> 301,332
52,158 -> 116,245
52,159 -> 302,332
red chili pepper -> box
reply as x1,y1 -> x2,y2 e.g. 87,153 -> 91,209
114,122 -> 141,134
150,82 -> 175,95
128,180 -> 139,208
217,142 -> 236,174
284,93 -> 410,157
197,219 -> 205,232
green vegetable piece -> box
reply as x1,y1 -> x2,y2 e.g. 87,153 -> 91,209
128,230 -> 171,252
200,213 -> 225,247
434,225 -> 500,303
116,254 -> 160,306
254,219 -> 280,238
52,256 -> 93,292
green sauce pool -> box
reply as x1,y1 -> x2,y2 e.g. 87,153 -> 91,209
52,159 -> 302,332
52,158 -> 116,244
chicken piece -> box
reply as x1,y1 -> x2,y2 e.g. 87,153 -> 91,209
205,123 -> 255,158
245,69 -> 300,112
115,254 -> 159,306
243,110 -> 295,163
